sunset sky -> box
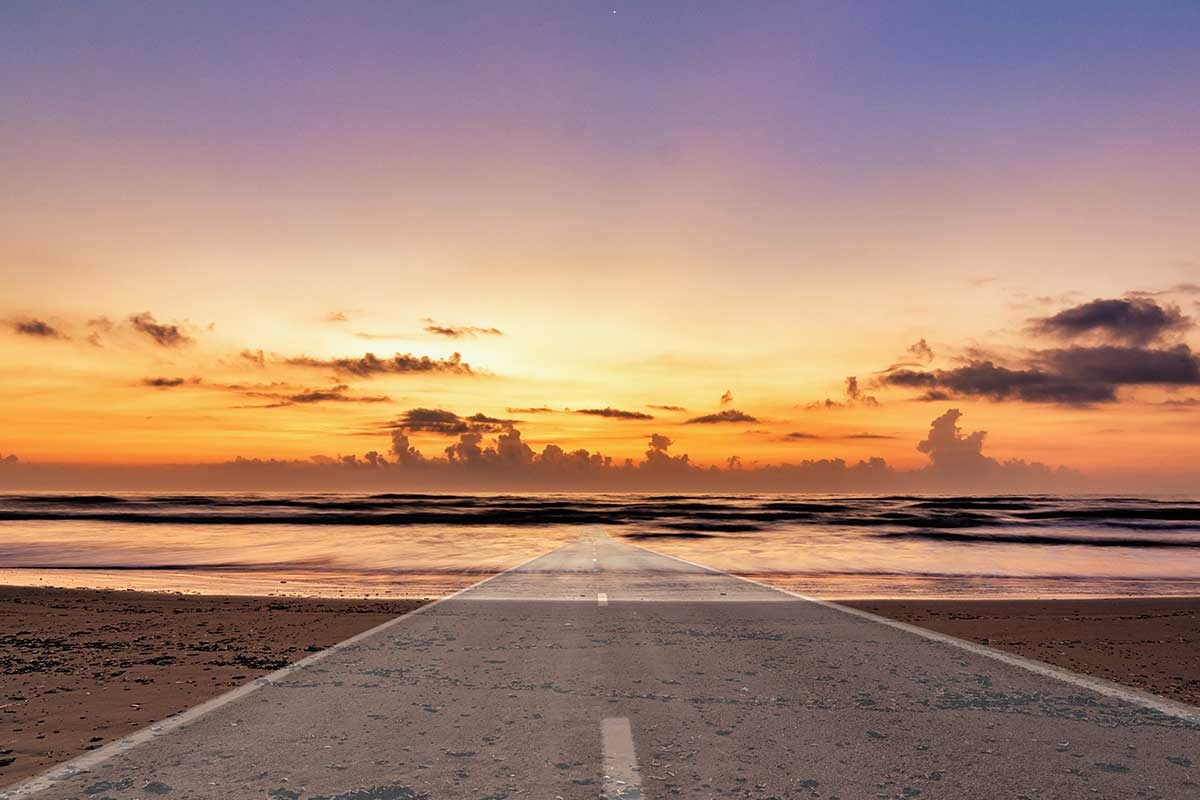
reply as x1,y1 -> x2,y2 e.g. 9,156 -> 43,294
2,2 -> 1199,487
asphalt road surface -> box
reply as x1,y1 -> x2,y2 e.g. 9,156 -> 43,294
4,531 -> 1198,799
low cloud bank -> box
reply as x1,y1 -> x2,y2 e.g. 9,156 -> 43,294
2,410 -> 1089,492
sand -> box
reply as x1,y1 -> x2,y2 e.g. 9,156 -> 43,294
2,588 -> 1198,788
0,586 -> 427,786
845,597 -> 1200,707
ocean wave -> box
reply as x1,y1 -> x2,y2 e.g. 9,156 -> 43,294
873,531 -> 1200,548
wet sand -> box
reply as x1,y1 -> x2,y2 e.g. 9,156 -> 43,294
845,597 -> 1200,707
0,586 -> 427,786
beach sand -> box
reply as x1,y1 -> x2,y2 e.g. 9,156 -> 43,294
2,588 -> 1198,788
845,597 -> 1200,707
0,586 -> 427,786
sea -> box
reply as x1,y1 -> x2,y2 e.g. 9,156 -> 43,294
1,492 -> 1199,599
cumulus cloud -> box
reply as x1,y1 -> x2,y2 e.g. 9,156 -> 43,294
1,409 -> 1085,492
917,408 -> 989,471
1030,297 -> 1191,346
423,320 -> 504,338
286,351 -> 474,377
12,319 -> 65,339
129,312 -> 194,347
576,407 -> 654,420
685,409 -> 758,424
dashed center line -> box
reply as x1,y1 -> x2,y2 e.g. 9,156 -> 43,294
597,592 -> 608,607
601,716 -> 642,799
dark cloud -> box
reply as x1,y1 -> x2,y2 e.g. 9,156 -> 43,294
286,385 -> 390,406
129,312 -> 194,347
646,404 -> 687,412
882,361 -> 1118,404
1030,297 -> 1191,345
506,406 -> 555,414
576,407 -> 654,420
423,320 -> 503,338
720,390 -> 733,406
142,377 -> 191,388
685,409 -> 758,424
13,319 -> 65,339
0,453 -> 16,465
844,433 -> 898,440
388,408 -> 513,435
1037,345 -> 1200,386
907,338 -> 934,363
230,382 -> 390,408
285,351 -> 473,377
782,432 -> 821,440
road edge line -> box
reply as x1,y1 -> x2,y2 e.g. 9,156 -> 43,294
637,541 -> 1200,725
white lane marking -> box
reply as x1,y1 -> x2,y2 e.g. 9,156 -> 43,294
601,716 -> 642,800
598,592 -> 608,607
0,544 -> 572,800
638,543 -> 1200,724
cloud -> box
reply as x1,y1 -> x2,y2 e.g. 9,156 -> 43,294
807,376 -> 879,410
647,404 -> 687,412
240,349 -> 266,367
883,361 -> 1116,404
917,408 -> 989,471
388,408 -> 514,435
1029,297 -> 1191,345
686,409 -> 758,424
1,409 -> 1088,492
285,385 -> 390,406
1037,345 -> 1200,385
142,377 -> 191,388
423,320 -> 503,338
882,345 -> 1200,406
907,338 -> 934,363
129,312 -> 194,347
506,406 -> 555,414
13,318 -> 65,339
782,432 -> 821,440
720,390 -> 733,406
326,311 -> 350,323
844,433 -> 898,440
576,407 -> 654,420
285,351 -> 474,377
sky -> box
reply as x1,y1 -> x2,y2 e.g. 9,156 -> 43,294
2,1 -> 1199,490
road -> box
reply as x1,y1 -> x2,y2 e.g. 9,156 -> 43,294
4,531 -> 1198,799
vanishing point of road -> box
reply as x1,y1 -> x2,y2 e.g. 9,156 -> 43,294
4,531 -> 1198,799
